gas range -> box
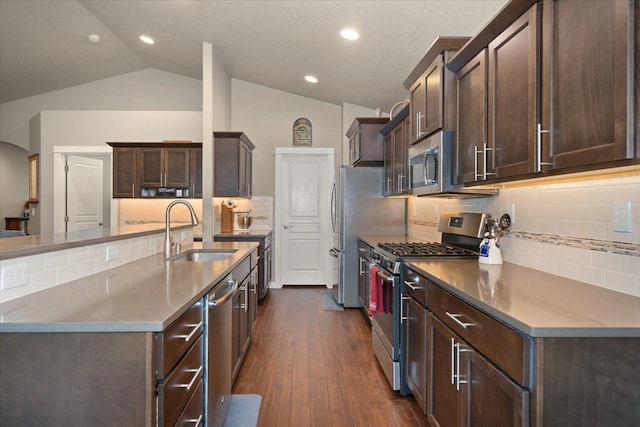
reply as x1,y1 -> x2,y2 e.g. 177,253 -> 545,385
370,212 -> 488,274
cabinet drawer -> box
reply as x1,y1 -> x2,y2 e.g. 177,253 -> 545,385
233,255 -> 251,283
428,283 -> 530,387
157,299 -> 204,378
158,335 -> 204,427
174,378 -> 204,427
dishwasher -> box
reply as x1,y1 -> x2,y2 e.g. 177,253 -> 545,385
207,272 -> 238,427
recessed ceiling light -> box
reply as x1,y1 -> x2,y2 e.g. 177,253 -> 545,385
88,34 -> 100,43
340,29 -> 359,41
304,75 -> 318,83
139,35 -> 155,44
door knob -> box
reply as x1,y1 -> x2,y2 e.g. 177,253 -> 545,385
283,224 -> 289,229
98,222 -> 104,227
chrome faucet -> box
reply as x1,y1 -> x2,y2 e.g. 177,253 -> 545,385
165,200 -> 199,258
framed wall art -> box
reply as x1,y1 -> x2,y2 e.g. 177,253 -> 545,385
293,118 -> 312,146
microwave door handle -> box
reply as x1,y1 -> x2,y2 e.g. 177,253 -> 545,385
423,147 -> 429,186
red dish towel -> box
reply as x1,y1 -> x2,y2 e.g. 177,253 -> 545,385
369,266 -> 381,315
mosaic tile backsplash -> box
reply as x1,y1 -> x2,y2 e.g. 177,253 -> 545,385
408,173 -> 640,297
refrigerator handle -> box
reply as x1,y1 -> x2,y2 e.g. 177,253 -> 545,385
330,179 -> 336,235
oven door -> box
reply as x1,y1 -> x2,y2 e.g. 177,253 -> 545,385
370,265 -> 401,391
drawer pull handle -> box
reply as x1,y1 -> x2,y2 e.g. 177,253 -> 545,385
403,280 -> 421,291
178,365 -> 203,391
185,414 -> 203,425
177,321 -> 203,342
446,312 -> 474,329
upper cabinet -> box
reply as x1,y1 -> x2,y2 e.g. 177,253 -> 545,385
403,37 -> 470,144
382,106 -> 410,196
108,142 -> 200,198
449,0 -> 636,185
214,132 -> 254,198
139,146 -> 190,189
112,146 -> 139,198
347,118 -> 388,166
540,0 -> 633,170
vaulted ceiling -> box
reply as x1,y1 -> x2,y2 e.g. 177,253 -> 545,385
0,0 -> 507,109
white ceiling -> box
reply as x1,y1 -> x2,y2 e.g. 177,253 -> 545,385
0,0 -> 507,109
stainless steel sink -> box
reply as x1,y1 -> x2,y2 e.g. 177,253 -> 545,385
169,249 -> 237,262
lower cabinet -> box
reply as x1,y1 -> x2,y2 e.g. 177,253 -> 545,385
405,296 -> 427,414
231,249 -> 258,385
427,314 -> 528,427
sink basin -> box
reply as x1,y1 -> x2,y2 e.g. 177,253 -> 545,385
170,249 -> 237,262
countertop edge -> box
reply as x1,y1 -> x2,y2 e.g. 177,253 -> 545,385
407,261 -> 640,338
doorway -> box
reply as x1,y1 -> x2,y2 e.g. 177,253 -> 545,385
53,147 -> 111,233
274,147 -> 334,287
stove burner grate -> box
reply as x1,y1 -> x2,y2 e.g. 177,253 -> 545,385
377,242 -> 479,257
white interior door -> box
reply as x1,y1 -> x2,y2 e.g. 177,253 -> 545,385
66,155 -> 103,231
275,148 -> 334,286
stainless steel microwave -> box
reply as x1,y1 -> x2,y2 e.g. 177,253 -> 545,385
408,131 -> 457,196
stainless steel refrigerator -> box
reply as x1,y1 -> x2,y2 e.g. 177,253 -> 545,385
330,166 -> 406,307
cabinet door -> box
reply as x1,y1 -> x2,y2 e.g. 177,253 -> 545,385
350,131 -> 361,165
383,133 -> 394,196
455,49 -> 488,185
427,314 -> 463,427
214,139 -> 240,197
409,73 -> 427,144
424,54 -> 444,137
164,148 -> 190,188
488,4 -> 539,178
112,147 -> 139,198
405,297 -> 427,414
392,118 -> 408,194
190,147 -> 202,198
467,349 -> 529,427
139,147 -> 164,187
541,0 -> 632,170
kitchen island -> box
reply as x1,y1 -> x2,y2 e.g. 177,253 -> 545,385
0,232 -> 258,426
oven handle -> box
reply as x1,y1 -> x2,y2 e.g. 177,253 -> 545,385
375,269 -> 394,282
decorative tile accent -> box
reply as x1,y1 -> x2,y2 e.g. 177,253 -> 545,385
507,231 -> 640,257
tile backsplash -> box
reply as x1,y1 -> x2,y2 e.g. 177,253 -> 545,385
408,174 -> 640,297
116,197 -> 274,234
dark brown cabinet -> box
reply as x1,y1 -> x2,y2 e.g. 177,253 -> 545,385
109,142 -> 201,198
347,118 -> 388,166
382,106 -> 410,196
488,4 -> 539,179
402,266 -> 428,415
112,146 -> 140,198
427,315 -> 529,427
140,146 -> 190,188
231,253 -> 254,384
451,0 -> 636,185
404,37 -> 470,145
454,49 -> 488,185
540,0 -> 633,170
214,132 -> 254,198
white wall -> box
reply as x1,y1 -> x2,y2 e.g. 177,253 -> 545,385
32,110 -> 203,234
0,142 -> 29,229
0,69 -> 203,151
231,79 -> 344,197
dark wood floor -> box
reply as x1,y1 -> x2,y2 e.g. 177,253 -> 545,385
232,286 -> 429,427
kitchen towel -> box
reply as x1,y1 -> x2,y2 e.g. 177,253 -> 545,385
369,266 -> 385,315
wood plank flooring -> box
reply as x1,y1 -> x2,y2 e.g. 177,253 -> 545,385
232,286 -> 429,427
